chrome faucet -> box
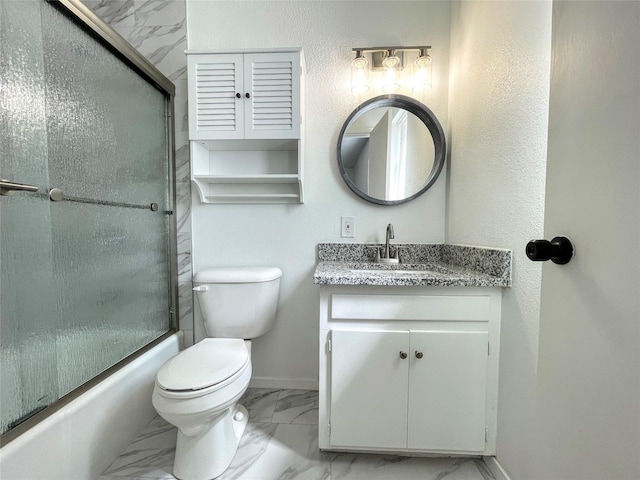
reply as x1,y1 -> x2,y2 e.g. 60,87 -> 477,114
373,223 -> 399,264
366,223 -> 401,263
384,223 -> 395,260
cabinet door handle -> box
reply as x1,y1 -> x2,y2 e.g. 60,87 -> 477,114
415,351 -> 424,359
245,92 -> 251,98
235,92 -> 241,98
399,351 -> 407,359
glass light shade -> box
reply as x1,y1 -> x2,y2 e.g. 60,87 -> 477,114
350,55 -> 369,93
382,66 -> 400,93
412,54 -> 433,91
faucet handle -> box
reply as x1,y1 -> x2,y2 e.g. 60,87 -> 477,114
366,246 -> 382,262
394,246 -> 406,262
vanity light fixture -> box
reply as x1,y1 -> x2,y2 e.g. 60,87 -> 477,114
350,46 -> 432,94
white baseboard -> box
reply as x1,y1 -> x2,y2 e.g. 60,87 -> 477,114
249,376 -> 318,391
483,456 -> 512,480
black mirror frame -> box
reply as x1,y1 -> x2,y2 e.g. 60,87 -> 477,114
337,94 -> 446,206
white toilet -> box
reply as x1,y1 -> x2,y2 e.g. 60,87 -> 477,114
152,267 -> 282,480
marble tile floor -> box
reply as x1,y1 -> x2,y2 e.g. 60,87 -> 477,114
99,389 -> 494,480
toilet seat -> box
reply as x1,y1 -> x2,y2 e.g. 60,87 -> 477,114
156,338 -> 249,392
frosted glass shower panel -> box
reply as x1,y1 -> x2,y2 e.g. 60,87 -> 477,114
51,202 -> 171,396
0,0 -> 58,434
42,1 -> 172,393
0,0 -> 174,436
42,2 -> 169,208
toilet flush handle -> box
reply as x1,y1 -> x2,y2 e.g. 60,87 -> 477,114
192,285 -> 208,292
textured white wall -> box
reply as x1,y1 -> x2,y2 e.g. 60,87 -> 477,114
447,1 -> 551,478
187,1 -> 451,386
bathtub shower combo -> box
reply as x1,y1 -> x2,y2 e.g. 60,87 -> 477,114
0,0 -> 176,458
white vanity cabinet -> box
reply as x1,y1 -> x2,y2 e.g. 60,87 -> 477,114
319,286 -> 502,456
187,49 -> 304,203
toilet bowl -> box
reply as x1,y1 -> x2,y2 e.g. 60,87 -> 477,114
152,339 -> 252,480
152,267 -> 282,480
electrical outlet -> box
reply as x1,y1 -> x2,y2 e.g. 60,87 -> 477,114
341,216 -> 355,238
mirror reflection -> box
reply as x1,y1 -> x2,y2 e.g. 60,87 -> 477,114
337,95 -> 446,205
341,107 -> 435,201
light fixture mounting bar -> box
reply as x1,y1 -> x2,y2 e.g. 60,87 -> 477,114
351,46 -> 431,54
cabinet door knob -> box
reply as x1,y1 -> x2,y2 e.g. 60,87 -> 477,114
235,92 -> 241,98
245,92 -> 251,98
415,351 -> 423,359
399,351 -> 407,359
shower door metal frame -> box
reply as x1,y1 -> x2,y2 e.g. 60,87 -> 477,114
1,0 -> 179,446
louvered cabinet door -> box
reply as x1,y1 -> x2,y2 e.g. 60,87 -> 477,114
243,52 -> 301,139
188,54 -> 244,140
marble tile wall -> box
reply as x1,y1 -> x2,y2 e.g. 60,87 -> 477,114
86,0 -> 194,344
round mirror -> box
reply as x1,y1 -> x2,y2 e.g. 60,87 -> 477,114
337,95 -> 446,205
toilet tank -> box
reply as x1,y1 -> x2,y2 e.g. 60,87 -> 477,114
192,267 -> 282,339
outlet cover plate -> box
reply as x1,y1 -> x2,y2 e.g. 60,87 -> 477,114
341,216 -> 355,238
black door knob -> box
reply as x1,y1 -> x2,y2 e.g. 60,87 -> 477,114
235,92 -> 241,98
526,236 -> 574,264
245,92 -> 251,98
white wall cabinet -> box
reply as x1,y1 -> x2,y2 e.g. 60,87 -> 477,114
187,49 -> 304,203
188,52 -> 301,140
319,286 -> 502,456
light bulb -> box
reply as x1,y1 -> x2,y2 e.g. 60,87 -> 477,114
350,54 -> 370,94
412,53 -> 432,92
382,66 -> 400,93
381,50 -> 401,92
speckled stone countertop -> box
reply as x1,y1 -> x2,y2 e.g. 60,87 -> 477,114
313,243 -> 511,287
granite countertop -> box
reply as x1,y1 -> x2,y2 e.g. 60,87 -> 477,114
313,243 -> 512,288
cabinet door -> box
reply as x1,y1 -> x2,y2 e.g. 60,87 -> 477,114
408,330 -> 489,453
330,329 -> 409,449
188,53 -> 244,140
244,52 -> 301,139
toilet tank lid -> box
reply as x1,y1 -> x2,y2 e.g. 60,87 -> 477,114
193,267 -> 282,284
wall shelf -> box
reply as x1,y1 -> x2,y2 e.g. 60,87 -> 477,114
194,174 -> 299,184
204,193 -> 301,204
190,138 -> 304,204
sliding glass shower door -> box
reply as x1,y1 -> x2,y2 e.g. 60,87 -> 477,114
0,0 -> 175,436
